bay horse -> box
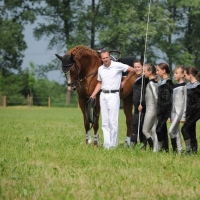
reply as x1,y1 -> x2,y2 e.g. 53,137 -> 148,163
55,45 -> 137,147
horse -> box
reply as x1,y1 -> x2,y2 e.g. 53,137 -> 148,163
55,45 -> 138,147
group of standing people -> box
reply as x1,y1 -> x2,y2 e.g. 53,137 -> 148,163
91,50 -> 200,155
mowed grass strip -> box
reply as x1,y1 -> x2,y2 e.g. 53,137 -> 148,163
0,107 -> 200,199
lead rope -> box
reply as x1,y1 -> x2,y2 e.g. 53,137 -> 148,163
85,98 -> 98,131
137,0 -> 152,143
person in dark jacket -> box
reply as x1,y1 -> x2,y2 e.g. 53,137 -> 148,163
131,59 -> 149,148
156,63 -> 174,152
181,66 -> 200,155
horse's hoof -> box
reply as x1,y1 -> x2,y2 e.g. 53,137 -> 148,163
94,134 -> 99,146
94,141 -> 98,148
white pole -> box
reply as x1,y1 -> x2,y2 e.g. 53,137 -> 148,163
137,0 -> 152,142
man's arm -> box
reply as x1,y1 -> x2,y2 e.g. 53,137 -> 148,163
90,81 -> 102,99
120,66 -> 135,89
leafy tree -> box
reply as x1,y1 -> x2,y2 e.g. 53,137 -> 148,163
1,69 -> 30,106
33,0 -> 105,50
149,0 -> 200,71
68,0 -> 103,49
179,0 -> 200,69
0,67 -> 70,107
33,0 -> 200,75
32,78 -> 76,107
0,0 -> 36,75
0,19 -> 27,76
33,0 -> 86,104
33,0 -> 83,51
98,0 -> 158,62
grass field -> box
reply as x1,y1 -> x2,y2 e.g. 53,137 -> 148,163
1,107 -> 200,199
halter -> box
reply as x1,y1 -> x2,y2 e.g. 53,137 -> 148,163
62,59 -> 80,91
85,98 -> 98,130
62,57 -> 98,97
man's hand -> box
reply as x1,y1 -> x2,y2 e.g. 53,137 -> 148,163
120,81 -> 126,89
169,118 -> 172,123
120,66 -> 135,90
90,81 -> 102,100
138,105 -> 143,111
90,94 -> 96,100
180,120 -> 185,123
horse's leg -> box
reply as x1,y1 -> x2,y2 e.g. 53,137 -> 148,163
78,96 -> 92,145
93,94 -> 100,148
122,93 -> 133,146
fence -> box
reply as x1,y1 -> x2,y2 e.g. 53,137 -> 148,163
0,93 -> 124,109
0,93 -> 79,108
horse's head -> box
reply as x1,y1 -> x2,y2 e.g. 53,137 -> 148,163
55,52 -> 79,91
56,46 -> 102,92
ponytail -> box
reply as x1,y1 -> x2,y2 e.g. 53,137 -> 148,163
144,63 -> 158,81
197,72 -> 200,82
169,72 -> 172,80
157,63 -> 171,79
155,75 -> 158,82
185,66 -> 200,81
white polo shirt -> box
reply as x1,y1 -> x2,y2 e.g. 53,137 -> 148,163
97,61 -> 129,90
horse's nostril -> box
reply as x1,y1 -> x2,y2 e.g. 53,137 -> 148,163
71,86 -> 76,91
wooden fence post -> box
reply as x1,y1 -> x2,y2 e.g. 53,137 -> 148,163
48,97 -> 50,108
27,94 -> 29,110
29,96 -> 31,110
4,96 -> 6,107
31,93 -> 33,107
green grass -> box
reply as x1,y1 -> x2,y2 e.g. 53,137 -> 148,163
0,107 -> 200,199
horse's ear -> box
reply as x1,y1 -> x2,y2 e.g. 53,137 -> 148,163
55,54 -> 63,61
69,52 -> 74,61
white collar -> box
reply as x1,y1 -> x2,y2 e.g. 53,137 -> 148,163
103,60 -> 113,69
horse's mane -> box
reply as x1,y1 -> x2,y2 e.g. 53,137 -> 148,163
67,45 -> 99,60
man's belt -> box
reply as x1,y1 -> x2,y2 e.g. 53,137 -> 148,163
101,90 -> 119,93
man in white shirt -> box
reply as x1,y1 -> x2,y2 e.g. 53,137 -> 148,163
91,50 -> 135,148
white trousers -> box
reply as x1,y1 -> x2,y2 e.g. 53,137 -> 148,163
100,92 -> 120,148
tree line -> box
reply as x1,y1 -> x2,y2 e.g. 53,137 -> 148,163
0,61 -> 78,107
0,0 -> 200,103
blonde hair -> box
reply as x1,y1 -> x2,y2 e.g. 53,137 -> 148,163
174,66 -> 185,74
